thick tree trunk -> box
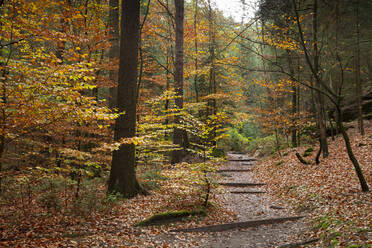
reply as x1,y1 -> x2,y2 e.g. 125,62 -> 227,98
108,0 -> 141,197
108,0 -> 119,109
171,0 -> 185,164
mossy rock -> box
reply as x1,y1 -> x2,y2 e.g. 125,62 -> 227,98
134,209 -> 207,227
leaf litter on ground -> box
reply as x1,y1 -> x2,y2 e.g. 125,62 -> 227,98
253,120 -> 372,247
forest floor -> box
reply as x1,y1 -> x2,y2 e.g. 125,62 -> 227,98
252,120 -> 372,247
1,120 -> 371,247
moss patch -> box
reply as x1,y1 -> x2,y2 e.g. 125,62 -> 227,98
134,209 -> 207,227
275,160 -> 284,166
303,147 -> 314,157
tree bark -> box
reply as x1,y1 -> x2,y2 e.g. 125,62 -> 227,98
164,0 -> 173,131
208,0 -> 216,116
336,107 -> 369,192
108,0 -> 141,197
286,50 -> 297,147
193,0 -> 199,103
137,0 -> 151,104
295,152 -> 309,165
354,0 -> 364,135
108,0 -> 119,109
0,46 -> 6,193
171,0 -> 185,164
312,0 -> 328,158
293,0 -> 328,158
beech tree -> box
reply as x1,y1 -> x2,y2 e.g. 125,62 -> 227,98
108,0 -> 119,109
171,0 -> 186,164
108,0 -> 142,196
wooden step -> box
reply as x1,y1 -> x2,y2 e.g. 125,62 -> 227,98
242,163 -> 254,166
230,191 -> 266,194
228,158 -> 257,162
219,182 -> 266,187
171,216 -> 305,232
217,169 -> 252,172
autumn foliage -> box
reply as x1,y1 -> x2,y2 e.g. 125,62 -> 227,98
0,0 -> 371,246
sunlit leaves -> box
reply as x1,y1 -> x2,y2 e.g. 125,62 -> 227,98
0,0 -> 117,176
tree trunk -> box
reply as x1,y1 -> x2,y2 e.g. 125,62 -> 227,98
0,7 -> 7,192
295,152 -> 309,165
208,0 -> 216,116
164,0 -> 173,132
137,0 -> 151,104
297,58 -> 301,146
275,128 -> 281,157
108,0 -> 119,109
0,58 -> 6,193
354,0 -> 364,135
312,0 -> 328,158
171,0 -> 185,164
286,50 -> 297,147
165,45 -> 171,130
108,0 -> 141,197
336,107 -> 369,192
193,0 -> 199,103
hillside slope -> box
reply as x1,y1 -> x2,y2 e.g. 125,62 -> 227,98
254,120 -> 372,247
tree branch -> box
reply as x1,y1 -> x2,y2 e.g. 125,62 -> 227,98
0,39 -> 24,48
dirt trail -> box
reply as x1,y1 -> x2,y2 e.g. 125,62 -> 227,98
157,153 -> 310,248
200,153 -> 308,247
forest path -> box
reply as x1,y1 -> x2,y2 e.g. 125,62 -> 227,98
193,153 -> 309,247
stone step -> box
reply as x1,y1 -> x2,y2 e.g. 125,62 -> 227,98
228,158 -> 257,162
219,182 -> 266,187
230,191 -> 266,194
217,169 -> 252,172
171,216 -> 305,232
